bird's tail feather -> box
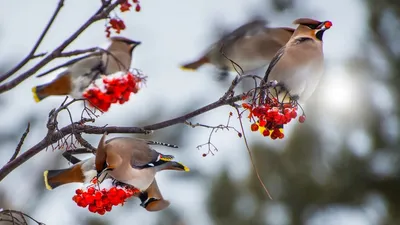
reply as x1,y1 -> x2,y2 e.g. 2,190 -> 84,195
32,84 -> 50,102
159,161 -> 190,172
43,165 -> 84,190
180,56 -> 209,71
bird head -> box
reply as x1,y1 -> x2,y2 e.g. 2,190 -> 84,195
109,36 -> 141,53
95,132 -> 122,181
293,18 -> 333,41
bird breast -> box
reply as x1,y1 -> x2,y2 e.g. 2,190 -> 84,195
110,167 -> 156,191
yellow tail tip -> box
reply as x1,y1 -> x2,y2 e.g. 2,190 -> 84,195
180,66 -> 196,71
178,162 -> 190,172
31,87 -> 40,103
43,170 -> 52,190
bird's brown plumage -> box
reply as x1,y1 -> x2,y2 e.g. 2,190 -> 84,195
263,18 -> 332,102
181,19 -> 294,74
32,36 -> 141,102
95,133 -> 189,191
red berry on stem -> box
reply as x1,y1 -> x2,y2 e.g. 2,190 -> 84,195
135,4 -> 141,12
250,123 -> 259,132
299,115 -> 306,123
88,204 -> 97,213
262,129 -> 270,137
290,110 -> 297,119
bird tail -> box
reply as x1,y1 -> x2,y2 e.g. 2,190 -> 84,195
180,56 -> 209,71
141,198 -> 171,212
43,165 -> 85,190
148,141 -> 178,148
32,73 -> 72,102
32,84 -> 50,102
159,161 -> 190,172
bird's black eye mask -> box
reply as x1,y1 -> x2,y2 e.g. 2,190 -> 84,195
305,23 -> 320,29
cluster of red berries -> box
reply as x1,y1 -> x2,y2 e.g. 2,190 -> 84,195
105,0 -> 141,37
120,0 -> 141,12
242,98 -> 306,140
106,19 -> 126,37
72,185 -> 139,215
83,72 -> 143,112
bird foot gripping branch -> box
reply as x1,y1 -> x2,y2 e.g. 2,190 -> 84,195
72,178 -> 140,215
83,70 -> 146,112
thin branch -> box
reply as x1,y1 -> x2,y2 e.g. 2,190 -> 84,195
0,0 -> 65,83
235,107 -> 273,200
8,123 -> 30,163
74,133 -> 96,152
0,0 -> 124,93
0,209 -> 44,225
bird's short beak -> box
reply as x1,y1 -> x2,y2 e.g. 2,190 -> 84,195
130,41 -> 141,47
96,167 -> 114,181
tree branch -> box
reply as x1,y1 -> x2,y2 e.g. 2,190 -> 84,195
0,0 -> 65,83
8,123 -> 30,163
0,92 -> 246,182
0,0 -> 124,93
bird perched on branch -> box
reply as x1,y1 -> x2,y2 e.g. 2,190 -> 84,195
95,133 -> 189,192
262,18 -> 332,103
43,136 -> 187,212
180,19 -> 294,77
32,36 -> 141,102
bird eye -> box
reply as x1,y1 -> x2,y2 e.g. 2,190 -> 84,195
306,24 -> 318,29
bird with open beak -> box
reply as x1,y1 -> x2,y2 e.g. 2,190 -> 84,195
262,18 -> 332,103
32,36 -> 141,102
181,19 -> 294,77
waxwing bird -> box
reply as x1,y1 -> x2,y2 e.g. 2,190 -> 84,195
263,18 -> 332,102
260,18 -> 332,133
181,19 -> 294,76
45,152 -> 172,212
32,36 -> 141,102
43,156 -> 96,190
95,133 -> 189,192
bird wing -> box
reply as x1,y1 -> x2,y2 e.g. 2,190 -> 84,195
218,19 -> 268,49
101,50 -> 132,74
146,179 -> 164,199
263,46 -> 286,81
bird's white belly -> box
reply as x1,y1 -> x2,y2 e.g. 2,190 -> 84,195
270,63 -> 322,102
111,168 -> 156,191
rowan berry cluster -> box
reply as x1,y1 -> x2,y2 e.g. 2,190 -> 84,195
83,72 -> 143,112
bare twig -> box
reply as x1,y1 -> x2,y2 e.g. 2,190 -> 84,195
74,133 -> 96,152
235,107 -> 273,200
185,115 -> 242,156
0,209 -> 44,225
0,0 -> 124,93
0,0 -> 65,83
8,123 -> 30,163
